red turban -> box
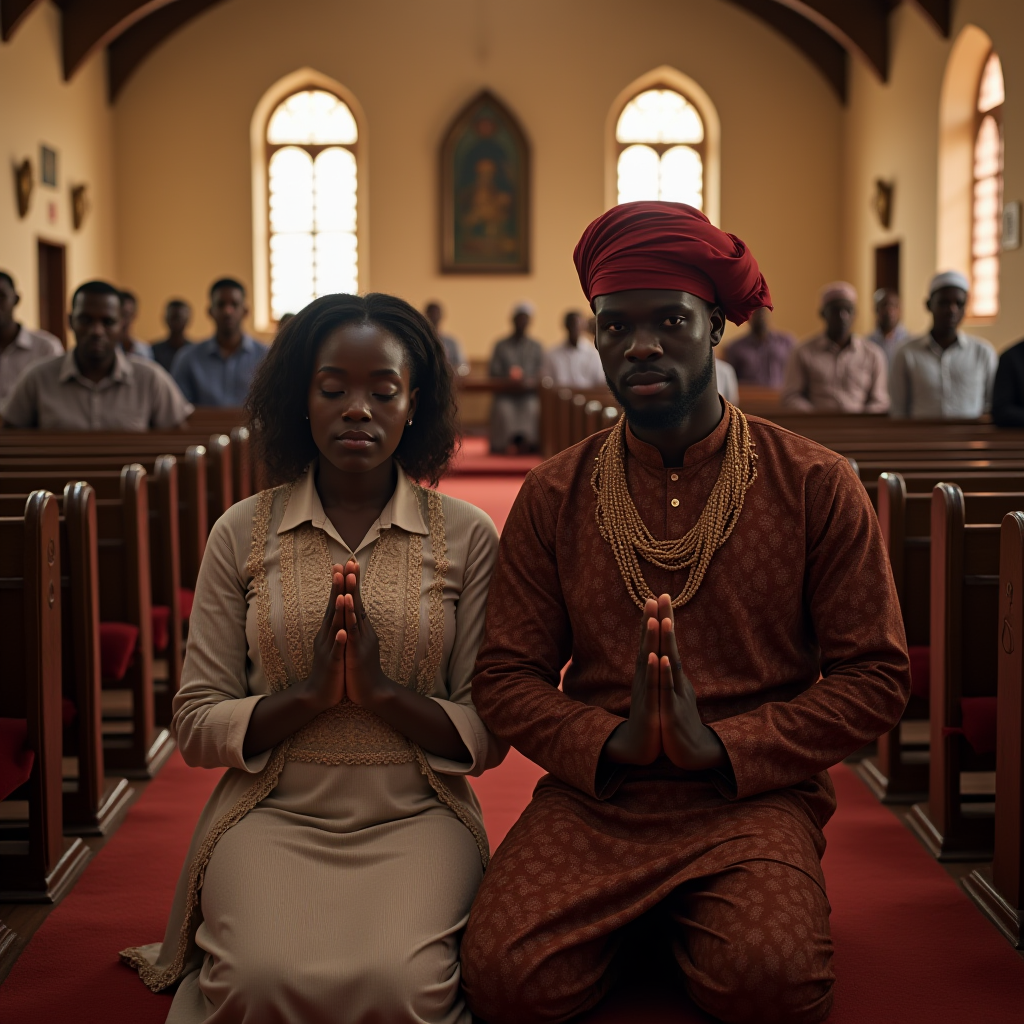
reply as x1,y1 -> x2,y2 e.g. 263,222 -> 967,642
573,202 -> 772,326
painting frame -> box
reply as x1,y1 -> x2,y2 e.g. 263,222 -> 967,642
440,90 -> 530,274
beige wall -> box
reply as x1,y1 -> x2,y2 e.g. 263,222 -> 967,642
112,0 -> 843,353
0,3 -> 118,334
842,0 -> 1024,350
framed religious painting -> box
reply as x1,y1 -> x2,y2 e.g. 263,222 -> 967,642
440,90 -> 530,273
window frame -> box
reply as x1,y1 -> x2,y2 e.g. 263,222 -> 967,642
968,49 -> 1004,321
614,88 -> 708,209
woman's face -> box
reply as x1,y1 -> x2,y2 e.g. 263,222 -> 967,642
307,321 -> 418,476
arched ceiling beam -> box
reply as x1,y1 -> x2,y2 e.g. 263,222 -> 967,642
57,0 -> 176,80
724,0 -> 848,102
1,0 -> 45,41
772,0 -> 890,80
107,0 -> 225,101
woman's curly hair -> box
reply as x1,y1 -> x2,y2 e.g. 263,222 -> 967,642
246,293 -> 458,487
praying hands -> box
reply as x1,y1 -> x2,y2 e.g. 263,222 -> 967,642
602,594 -> 728,771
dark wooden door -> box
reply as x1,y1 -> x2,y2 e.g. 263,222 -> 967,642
37,240 -> 66,347
875,242 -> 901,295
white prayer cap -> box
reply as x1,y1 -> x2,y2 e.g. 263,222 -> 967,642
819,281 -> 857,307
512,301 -> 535,317
928,270 -> 970,297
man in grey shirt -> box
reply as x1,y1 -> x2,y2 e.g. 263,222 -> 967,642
489,302 -> 545,453
889,271 -> 997,419
0,270 -> 64,402
1,280 -> 193,431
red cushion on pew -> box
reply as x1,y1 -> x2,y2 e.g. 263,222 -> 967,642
99,622 -> 139,682
179,587 -> 195,621
959,696 -> 998,756
151,605 -> 170,653
908,645 -> 930,700
61,698 -> 77,728
0,718 -> 35,801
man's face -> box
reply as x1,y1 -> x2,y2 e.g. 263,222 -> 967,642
565,313 -> 583,340
70,293 -> 121,371
595,289 -> 722,431
120,297 -> 137,330
165,302 -> 191,333
821,299 -> 854,343
512,311 -> 531,335
928,286 -> 967,335
209,287 -> 247,334
877,293 -> 901,333
0,280 -> 18,327
425,304 -> 442,329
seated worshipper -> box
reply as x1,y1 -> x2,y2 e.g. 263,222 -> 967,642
425,300 -> 469,374
715,353 -> 738,404
172,278 -> 268,407
1,280 -> 192,431
867,288 -> 910,363
992,335 -> 1024,428
118,290 -> 155,360
781,282 -> 889,413
0,270 -> 63,403
722,306 -> 795,387
889,271 -> 997,419
121,292 -> 504,1023
488,302 -> 545,454
151,299 -> 193,373
461,202 -> 910,1024
543,310 -> 607,389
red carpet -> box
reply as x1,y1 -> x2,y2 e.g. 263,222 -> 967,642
447,435 -> 542,476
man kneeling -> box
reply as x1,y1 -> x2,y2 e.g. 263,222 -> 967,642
461,202 -> 910,1024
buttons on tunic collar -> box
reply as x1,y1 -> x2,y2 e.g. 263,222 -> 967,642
670,473 -> 679,481
671,498 -> 680,507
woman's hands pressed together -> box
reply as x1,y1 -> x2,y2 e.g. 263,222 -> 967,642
603,594 -> 728,772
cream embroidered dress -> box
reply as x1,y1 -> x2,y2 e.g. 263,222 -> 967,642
122,466 -> 505,1024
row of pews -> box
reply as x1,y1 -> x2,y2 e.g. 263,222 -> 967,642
542,383 -> 1024,950
0,410 -> 253,936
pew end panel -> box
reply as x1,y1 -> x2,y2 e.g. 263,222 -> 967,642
964,511 -> 1024,947
0,492 -> 90,902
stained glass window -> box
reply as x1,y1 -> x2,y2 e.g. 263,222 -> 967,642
266,89 -> 358,322
971,53 -> 1004,318
615,88 -> 704,208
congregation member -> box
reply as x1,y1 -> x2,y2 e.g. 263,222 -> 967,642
889,271 -> 997,420
118,290 -> 155,360
488,301 -> 544,453
781,282 -> 889,412
867,288 -> 910,363
1,280 -> 192,431
542,310 -> 606,388
715,352 -> 739,404
992,335 -> 1024,428
172,278 -> 268,407
122,292 -> 503,1023
461,202 -> 910,1024
150,299 -> 193,373
0,270 -> 63,403
425,300 -> 469,374
722,306 -> 795,387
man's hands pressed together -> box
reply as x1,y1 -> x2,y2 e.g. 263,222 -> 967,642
603,594 -> 727,771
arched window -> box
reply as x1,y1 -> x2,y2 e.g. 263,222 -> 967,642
970,51 -> 1004,318
265,88 -> 359,321
615,88 -> 705,209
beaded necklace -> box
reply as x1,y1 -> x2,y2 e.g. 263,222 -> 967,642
591,402 -> 757,609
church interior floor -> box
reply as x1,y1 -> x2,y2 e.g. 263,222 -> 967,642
4,473 -> 1024,1021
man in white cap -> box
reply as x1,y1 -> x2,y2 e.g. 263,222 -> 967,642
889,271 -> 997,419
488,301 -> 545,453
781,282 -> 889,413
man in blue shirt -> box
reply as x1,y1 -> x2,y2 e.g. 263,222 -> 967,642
171,278 -> 268,407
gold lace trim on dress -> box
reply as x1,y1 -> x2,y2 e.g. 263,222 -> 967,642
123,480 -> 487,993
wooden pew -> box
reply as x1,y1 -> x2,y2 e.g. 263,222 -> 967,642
0,431 -> 233,532
0,462 -> 184,726
964,511 -> 1024,947
860,474 -> 1024,803
906,483 -> 1024,860
0,492 -> 91,902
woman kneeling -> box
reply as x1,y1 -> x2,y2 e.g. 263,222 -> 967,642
123,293 -> 504,1023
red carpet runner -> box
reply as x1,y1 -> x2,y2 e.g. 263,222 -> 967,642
3,472 -> 1024,1021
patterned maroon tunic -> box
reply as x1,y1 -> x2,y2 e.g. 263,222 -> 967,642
462,403 -> 910,1022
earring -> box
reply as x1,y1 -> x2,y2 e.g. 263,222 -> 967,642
406,419 -> 413,426
305,415 -> 309,420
